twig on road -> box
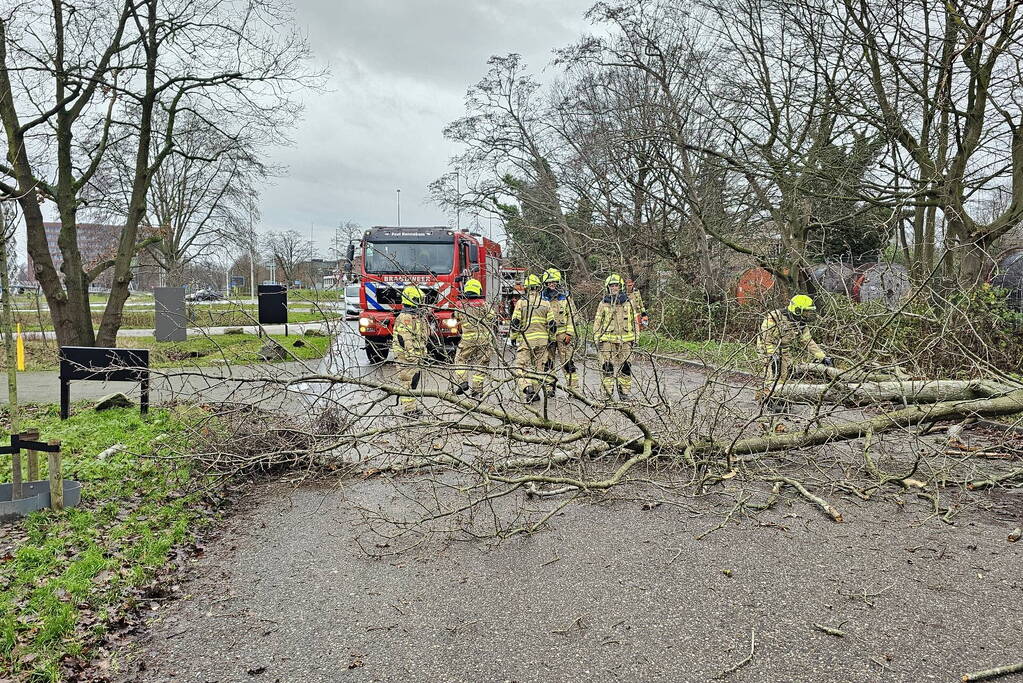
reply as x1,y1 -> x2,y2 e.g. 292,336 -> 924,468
714,628 -> 756,679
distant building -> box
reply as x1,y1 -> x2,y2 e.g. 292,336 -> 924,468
301,258 -> 341,288
26,222 -> 120,287
26,222 -> 161,290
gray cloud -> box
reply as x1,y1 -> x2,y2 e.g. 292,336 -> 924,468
258,0 -> 593,252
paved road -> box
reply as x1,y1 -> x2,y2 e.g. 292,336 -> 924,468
122,478 -> 1023,683
63,330 -> 1018,681
2,322 -> 350,407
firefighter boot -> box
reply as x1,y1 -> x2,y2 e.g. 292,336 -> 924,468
452,381 -> 471,396
600,376 -> 615,400
617,376 -> 633,399
523,386 -> 540,404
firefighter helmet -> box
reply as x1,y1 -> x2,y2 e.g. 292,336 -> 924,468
604,273 -> 625,289
524,274 -> 542,288
463,278 -> 482,296
542,268 -> 562,284
401,285 -> 424,307
787,294 -> 816,314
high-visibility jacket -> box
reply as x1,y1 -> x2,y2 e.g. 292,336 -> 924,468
511,293 -> 551,346
757,309 -> 825,360
456,297 -> 497,344
594,293 -> 638,343
394,310 -> 428,358
541,289 -> 576,337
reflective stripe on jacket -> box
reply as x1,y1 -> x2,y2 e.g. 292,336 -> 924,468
394,311 -> 428,358
594,294 -> 638,343
457,299 -> 497,343
511,293 -> 551,345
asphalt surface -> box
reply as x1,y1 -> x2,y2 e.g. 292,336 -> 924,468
103,329 -> 1023,683
122,479 -> 1023,683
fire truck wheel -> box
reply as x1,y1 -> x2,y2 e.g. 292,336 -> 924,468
365,340 -> 389,364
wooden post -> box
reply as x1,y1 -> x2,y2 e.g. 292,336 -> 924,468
10,435 -> 21,501
47,441 -> 62,511
24,428 -> 39,481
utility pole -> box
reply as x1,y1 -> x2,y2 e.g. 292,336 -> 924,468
248,205 -> 256,299
396,189 -> 401,226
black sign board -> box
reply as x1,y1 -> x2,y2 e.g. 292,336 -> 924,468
59,346 -> 150,420
258,284 -> 288,325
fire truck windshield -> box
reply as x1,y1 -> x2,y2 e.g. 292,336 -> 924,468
364,241 -> 454,275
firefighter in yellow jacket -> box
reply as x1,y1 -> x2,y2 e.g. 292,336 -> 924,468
593,274 -> 639,399
510,274 -> 553,403
451,278 -> 497,397
757,294 -> 833,412
393,285 -> 430,416
540,267 -> 578,395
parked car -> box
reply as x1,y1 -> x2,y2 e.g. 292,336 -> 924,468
344,283 -> 360,321
185,288 -> 223,302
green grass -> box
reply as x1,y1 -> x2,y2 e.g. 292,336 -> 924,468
14,305 -> 339,332
636,331 -> 757,372
286,288 -> 345,302
0,405 -> 218,681
18,333 -> 331,371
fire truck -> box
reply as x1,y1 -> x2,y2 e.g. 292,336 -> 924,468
356,226 -> 502,363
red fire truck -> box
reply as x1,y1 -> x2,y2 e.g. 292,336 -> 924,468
356,226 -> 502,363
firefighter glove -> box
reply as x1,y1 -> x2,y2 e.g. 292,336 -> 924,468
821,356 -> 834,367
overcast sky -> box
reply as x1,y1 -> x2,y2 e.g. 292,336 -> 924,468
262,0 -> 594,254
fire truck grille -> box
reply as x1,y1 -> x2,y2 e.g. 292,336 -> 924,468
374,286 -> 441,306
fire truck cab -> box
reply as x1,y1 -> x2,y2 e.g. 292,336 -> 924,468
357,226 -> 502,363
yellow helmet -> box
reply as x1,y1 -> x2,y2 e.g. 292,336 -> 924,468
604,273 -> 625,289
542,268 -> 562,284
401,284 -> 424,307
524,274 -> 542,288
463,278 -> 482,296
788,294 -> 816,314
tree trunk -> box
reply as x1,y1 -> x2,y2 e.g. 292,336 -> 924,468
771,379 -> 1014,407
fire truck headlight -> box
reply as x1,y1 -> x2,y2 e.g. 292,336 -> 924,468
359,317 -> 372,328
443,318 -> 459,328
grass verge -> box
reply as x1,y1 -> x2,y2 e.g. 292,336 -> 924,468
636,331 -> 757,373
0,404 -> 219,682
14,307 -> 338,332
19,333 -> 331,372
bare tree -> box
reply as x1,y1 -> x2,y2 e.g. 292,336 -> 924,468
0,0 -> 314,346
140,112 -> 267,286
433,54 -> 592,279
264,229 -> 314,286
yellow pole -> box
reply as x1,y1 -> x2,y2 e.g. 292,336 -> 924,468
16,322 -> 25,371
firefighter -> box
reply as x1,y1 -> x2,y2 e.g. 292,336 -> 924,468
510,273 -> 553,403
626,278 -> 650,330
757,294 -> 834,413
451,278 -> 497,397
593,274 -> 639,399
540,267 -> 578,395
393,284 -> 430,416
